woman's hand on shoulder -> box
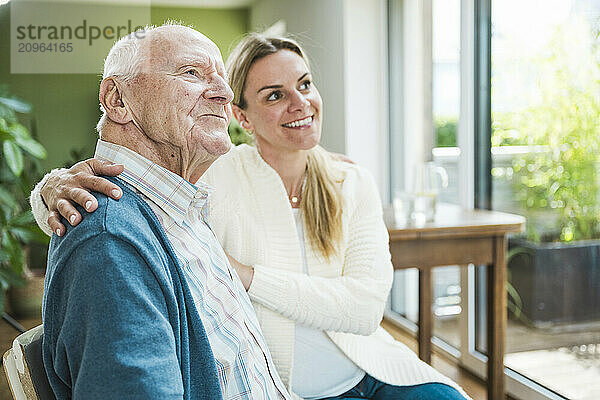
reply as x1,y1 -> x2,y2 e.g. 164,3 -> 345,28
43,158 -> 124,236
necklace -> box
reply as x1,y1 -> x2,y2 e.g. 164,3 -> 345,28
288,173 -> 307,207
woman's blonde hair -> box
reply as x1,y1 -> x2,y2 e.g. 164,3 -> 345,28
227,33 -> 343,259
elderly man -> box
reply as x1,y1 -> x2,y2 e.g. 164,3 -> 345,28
38,24 -> 290,400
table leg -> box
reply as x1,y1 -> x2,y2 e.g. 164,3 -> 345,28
418,268 -> 432,364
487,236 -> 507,399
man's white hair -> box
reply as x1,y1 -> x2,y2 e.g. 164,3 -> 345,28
96,26 -> 153,133
96,21 -> 189,134
102,30 -> 149,80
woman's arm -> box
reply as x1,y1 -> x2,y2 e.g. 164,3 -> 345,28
30,159 -> 123,236
246,171 -> 393,335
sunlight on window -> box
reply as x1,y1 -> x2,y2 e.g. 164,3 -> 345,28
491,1 -> 600,398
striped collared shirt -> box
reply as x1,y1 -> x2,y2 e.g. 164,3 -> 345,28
95,140 -> 289,400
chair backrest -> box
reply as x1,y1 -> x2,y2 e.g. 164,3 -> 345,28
3,325 -> 55,400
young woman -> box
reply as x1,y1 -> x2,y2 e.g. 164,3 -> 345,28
31,33 -> 469,400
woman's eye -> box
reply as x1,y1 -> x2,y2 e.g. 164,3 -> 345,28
300,80 -> 311,90
267,91 -> 282,101
186,70 -> 196,76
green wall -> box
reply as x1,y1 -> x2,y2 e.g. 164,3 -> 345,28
0,4 -> 249,170
151,7 -> 247,57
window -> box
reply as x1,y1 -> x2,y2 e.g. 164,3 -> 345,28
488,0 -> 600,398
387,0 -> 600,398
387,0 -> 464,357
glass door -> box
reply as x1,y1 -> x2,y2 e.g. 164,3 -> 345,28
484,0 -> 600,398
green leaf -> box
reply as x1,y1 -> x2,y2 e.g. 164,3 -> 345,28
0,186 -> 18,210
8,123 -> 30,139
5,123 -> 46,159
0,117 -> 8,133
9,210 -> 35,227
0,119 -> 12,142
1,232 -> 24,274
9,226 -> 41,243
3,140 -> 24,176
0,103 -> 16,124
0,97 -> 32,114
15,136 -> 46,159
6,212 -> 49,244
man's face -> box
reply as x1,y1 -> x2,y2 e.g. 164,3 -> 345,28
123,27 -> 233,169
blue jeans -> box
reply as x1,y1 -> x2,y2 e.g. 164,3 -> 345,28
320,374 -> 466,400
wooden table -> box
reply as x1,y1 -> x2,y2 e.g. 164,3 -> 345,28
387,203 -> 525,400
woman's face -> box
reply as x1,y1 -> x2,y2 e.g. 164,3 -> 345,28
235,50 -> 322,156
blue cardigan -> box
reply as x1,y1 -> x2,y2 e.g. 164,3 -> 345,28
42,177 -> 222,400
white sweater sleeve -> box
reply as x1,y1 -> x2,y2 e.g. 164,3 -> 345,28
247,172 -> 394,335
29,168 -> 67,237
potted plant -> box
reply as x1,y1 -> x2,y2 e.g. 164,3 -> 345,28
0,85 -> 49,317
493,25 -> 600,328
505,118 -> 600,327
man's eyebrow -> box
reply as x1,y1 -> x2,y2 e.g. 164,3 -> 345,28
177,55 -> 211,68
257,73 -> 311,93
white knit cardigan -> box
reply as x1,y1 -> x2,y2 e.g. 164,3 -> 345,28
30,144 -> 469,399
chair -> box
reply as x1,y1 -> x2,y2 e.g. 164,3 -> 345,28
3,324 -> 55,400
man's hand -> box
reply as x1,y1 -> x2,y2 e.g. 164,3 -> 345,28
43,158 -> 124,236
225,253 -> 254,291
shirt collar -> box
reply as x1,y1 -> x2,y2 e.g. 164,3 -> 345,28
94,139 -> 213,225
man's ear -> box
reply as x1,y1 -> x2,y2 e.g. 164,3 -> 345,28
99,78 -> 132,124
232,104 -> 253,131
